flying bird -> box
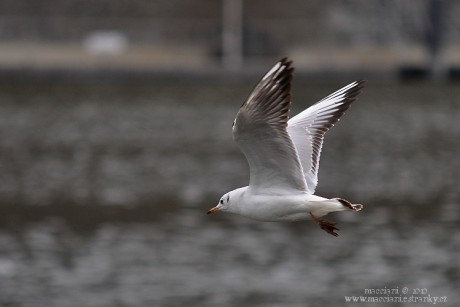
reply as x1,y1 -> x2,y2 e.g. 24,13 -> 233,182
207,58 -> 365,236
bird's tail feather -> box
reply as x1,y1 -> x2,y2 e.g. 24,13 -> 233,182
335,198 -> 363,211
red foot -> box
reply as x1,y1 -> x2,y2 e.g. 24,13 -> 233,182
309,212 -> 339,237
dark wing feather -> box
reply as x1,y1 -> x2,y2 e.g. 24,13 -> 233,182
287,80 -> 366,194
233,58 -> 307,192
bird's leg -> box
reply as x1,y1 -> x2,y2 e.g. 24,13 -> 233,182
309,212 -> 339,237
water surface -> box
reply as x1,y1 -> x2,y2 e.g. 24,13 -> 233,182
0,79 -> 458,306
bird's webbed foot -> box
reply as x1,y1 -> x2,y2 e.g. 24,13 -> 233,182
309,212 -> 339,237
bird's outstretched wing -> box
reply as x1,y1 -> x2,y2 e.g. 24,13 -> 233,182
287,80 -> 366,194
233,58 -> 307,192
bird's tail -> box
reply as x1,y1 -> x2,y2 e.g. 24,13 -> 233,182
335,198 -> 363,211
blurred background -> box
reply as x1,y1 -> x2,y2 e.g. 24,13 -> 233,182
0,1 -> 459,306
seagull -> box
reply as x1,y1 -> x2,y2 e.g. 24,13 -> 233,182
207,58 -> 365,236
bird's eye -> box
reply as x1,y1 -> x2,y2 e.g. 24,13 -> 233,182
220,199 -> 224,204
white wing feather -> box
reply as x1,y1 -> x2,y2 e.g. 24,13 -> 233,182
233,58 -> 307,192
287,80 -> 366,194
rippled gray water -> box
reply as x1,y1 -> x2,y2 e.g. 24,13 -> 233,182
0,79 -> 459,306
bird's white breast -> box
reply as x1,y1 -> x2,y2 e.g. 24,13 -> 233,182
233,188 -> 320,222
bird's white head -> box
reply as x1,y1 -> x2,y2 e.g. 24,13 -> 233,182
207,192 -> 232,215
